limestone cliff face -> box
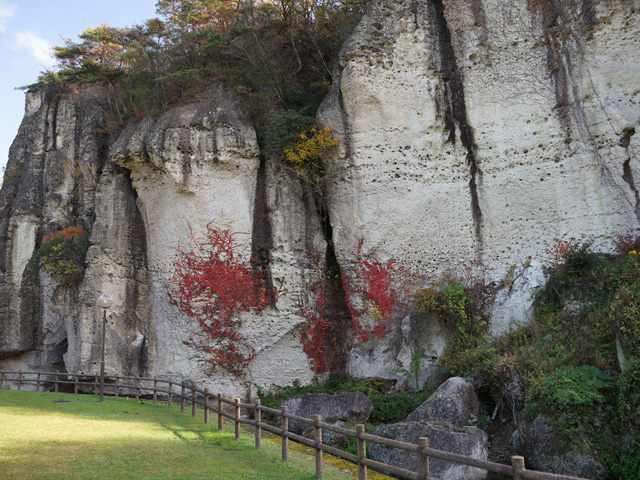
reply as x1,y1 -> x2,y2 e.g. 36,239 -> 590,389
316,0 -> 640,378
319,0 -> 640,276
0,87 -> 106,368
1,0 -> 639,392
108,85 -> 323,392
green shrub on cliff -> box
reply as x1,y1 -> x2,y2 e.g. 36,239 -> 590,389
431,240 -> 640,476
27,226 -> 89,285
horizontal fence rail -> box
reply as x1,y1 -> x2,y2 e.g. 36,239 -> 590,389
0,370 -> 588,480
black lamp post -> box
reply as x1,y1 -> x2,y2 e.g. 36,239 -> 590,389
96,294 -> 113,402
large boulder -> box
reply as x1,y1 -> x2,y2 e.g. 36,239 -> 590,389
369,377 -> 488,480
513,417 -> 606,480
280,392 -> 373,445
370,422 -> 488,480
407,377 -> 479,427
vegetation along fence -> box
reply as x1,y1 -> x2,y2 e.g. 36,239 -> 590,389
0,370 -> 588,480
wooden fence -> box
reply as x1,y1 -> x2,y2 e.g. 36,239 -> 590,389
0,370 -> 588,480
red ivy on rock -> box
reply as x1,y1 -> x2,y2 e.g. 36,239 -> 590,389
168,225 -> 278,378
343,241 -> 412,345
298,250 -> 346,374
299,242 -> 412,373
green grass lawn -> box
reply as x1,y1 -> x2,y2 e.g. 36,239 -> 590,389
0,390 -> 356,480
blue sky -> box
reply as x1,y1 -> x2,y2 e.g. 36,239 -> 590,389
0,0 -> 159,173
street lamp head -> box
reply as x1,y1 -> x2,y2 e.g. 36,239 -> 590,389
97,294 -> 113,309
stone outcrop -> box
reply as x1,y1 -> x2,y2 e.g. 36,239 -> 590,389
370,422 -> 488,480
489,260 -> 547,337
406,377 -> 479,427
369,377 -> 488,480
1,0 -> 639,396
281,392 -> 373,445
0,86 -> 106,369
513,417 -> 606,480
320,0 -> 640,277
318,0 -> 640,378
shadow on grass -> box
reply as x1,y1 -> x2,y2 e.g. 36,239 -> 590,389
0,390 -> 346,480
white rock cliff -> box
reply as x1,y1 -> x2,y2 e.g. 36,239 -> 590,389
1,0 -> 639,394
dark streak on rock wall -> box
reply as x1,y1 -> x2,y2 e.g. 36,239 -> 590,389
251,157 -> 274,291
431,0 -> 483,256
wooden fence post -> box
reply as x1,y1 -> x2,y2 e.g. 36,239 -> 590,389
192,383 -> 197,418
418,437 -> 429,480
512,456 -> 525,480
356,424 -> 367,480
135,377 -> 140,402
281,406 -> 289,462
74,372 -> 78,395
314,414 -> 323,479
255,399 -> 262,450
55,371 -> 59,393
168,378 -> 173,407
218,394 -> 223,432
234,398 -> 241,441
153,377 -> 158,404
181,383 -> 186,414
18,370 -> 22,391
36,373 -> 41,392
0,370 -> 4,389
204,388 -> 209,424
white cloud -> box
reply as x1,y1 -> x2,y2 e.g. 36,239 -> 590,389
15,31 -> 55,69
0,1 -> 15,33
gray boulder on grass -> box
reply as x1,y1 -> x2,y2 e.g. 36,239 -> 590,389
369,377 -> 488,480
280,392 -> 373,445
370,422 -> 488,480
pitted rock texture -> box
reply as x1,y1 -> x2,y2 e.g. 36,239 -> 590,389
109,85 -> 322,395
317,0 -> 640,379
1,0 -> 640,398
319,0 -> 640,276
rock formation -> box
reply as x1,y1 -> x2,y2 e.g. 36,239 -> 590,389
370,377 -> 489,480
1,0 -> 639,395
281,391 -> 374,445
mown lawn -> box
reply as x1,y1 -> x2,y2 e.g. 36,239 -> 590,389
0,390 -> 356,480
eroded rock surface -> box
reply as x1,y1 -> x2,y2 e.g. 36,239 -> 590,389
513,417 -> 606,480
406,377 -> 479,427
370,422 -> 488,480
281,392 -> 373,445
370,376 -> 488,480
1,0 -> 640,399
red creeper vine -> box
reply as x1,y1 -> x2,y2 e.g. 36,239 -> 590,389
167,224 -> 280,378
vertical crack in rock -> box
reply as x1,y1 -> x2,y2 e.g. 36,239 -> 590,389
50,95 -> 59,152
251,157 -> 273,291
621,128 -> 640,222
178,129 -> 192,183
430,0 -> 483,256
316,194 -> 352,371
122,170 -> 151,376
337,89 -> 353,158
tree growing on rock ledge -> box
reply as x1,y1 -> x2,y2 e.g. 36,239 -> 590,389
168,225 -> 279,378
